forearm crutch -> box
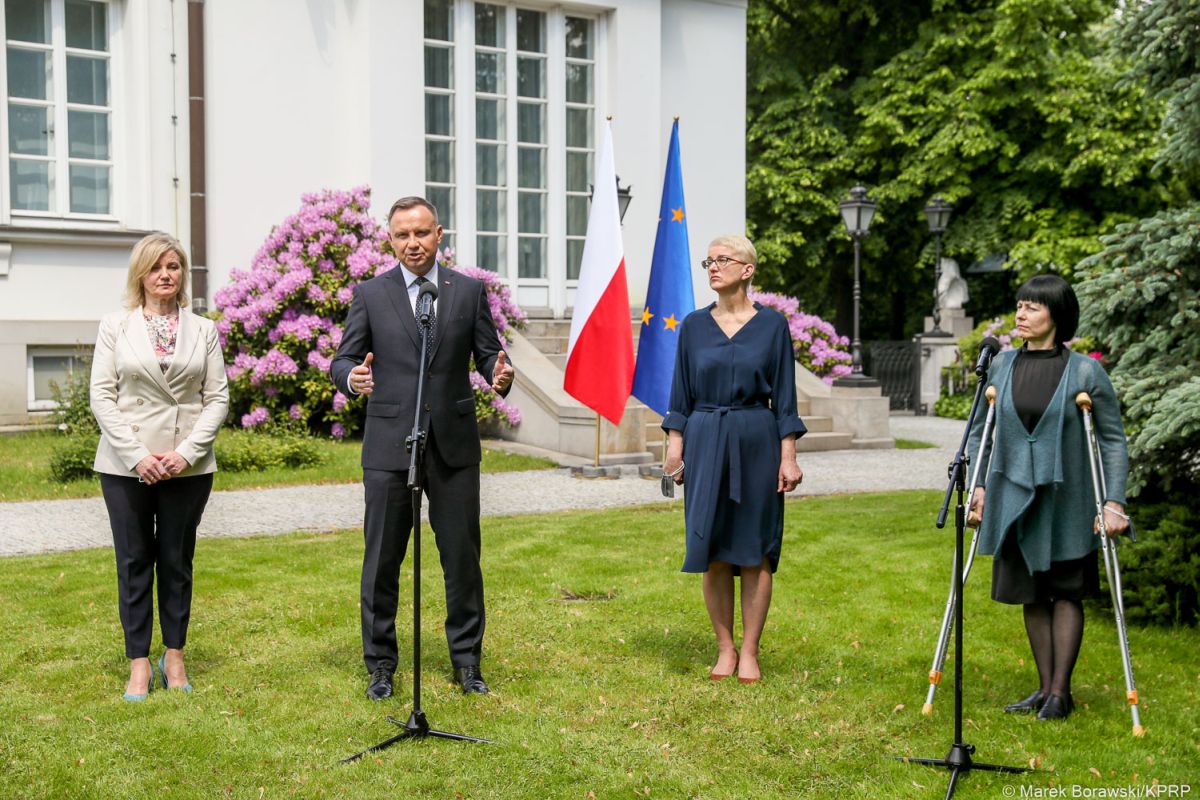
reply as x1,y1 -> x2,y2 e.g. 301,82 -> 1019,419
922,386 -> 997,716
1076,391 -> 1145,737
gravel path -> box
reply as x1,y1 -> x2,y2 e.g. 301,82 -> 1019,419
0,415 -> 967,557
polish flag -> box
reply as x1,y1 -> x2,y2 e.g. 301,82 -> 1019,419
564,121 -> 634,425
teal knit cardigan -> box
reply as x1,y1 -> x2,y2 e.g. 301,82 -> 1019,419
967,349 -> 1129,575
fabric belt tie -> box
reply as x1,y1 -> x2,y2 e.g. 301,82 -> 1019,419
688,402 -> 766,541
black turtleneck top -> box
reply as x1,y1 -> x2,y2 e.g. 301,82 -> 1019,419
1011,344 -> 1069,433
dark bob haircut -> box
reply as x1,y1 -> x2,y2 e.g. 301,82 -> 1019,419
1016,274 -> 1079,344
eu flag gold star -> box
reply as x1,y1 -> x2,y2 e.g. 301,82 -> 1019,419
642,307 -> 654,326
663,314 -> 680,331
671,207 -> 685,223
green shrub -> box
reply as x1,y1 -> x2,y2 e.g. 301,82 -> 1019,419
50,352 -> 98,435
933,393 -> 972,420
49,433 -> 99,483
214,429 -> 328,473
1101,502 -> 1200,627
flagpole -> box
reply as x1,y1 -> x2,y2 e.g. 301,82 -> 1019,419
594,414 -> 602,468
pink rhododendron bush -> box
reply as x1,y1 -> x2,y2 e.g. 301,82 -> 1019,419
748,290 -> 852,383
212,187 -> 524,438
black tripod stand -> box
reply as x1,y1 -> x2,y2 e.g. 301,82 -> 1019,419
898,353 -> 1025,798
341,282 -> 492,764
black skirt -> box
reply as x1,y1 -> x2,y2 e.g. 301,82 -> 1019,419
991,527 -> 1100,605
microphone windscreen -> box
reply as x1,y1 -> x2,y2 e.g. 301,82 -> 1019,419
417,281 -> 439,301
979,336 -> 1001,354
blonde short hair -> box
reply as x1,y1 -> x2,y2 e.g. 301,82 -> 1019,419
708,234 -> 757,266
125,233 -> 189,310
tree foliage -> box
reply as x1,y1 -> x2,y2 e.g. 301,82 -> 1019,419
746,0 -> 1166,339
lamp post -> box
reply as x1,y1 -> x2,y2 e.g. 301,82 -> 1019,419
834,185 -> 879,387
590,176 -> 634,223
924,196 -> 954,335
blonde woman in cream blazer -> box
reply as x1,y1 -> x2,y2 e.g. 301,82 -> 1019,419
90,232 -> 228,701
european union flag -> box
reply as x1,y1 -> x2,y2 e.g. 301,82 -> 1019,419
632,119 -> 695,416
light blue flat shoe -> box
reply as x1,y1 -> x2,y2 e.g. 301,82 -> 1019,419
123,661 -> 154,702
158,652 -> 193,693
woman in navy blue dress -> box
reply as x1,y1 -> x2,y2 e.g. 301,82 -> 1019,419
662,235 -> 807,684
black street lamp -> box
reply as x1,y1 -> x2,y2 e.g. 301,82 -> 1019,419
924,196 -> 954,335
589,176 -> 634,223
834,185 -> 880,387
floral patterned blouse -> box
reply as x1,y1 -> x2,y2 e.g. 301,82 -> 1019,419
144,308 -> 179,372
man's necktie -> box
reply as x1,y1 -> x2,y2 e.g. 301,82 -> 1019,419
415,276 -> 437,357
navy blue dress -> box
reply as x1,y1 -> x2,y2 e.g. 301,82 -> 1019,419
662,303 -> 807,573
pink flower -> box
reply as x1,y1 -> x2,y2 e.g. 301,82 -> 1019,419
331,422 -> 346,439
241,406 -> 269,428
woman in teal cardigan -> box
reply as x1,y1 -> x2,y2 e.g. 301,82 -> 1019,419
967,275 -> 1129,721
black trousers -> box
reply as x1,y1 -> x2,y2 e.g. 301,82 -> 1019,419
100,473 -> 213,659
361,441 -> 485,673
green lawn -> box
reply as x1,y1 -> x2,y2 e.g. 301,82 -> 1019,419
0,431 -> 556,502
895,438 -> 938,449
0,491 -> 1193,799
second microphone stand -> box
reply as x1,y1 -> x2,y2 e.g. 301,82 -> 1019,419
342,283 -> 492,763
897,357 -> 1025,799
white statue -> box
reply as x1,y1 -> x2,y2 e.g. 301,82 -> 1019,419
937,258 -> 969,310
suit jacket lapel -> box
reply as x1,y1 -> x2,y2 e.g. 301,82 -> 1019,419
429,270 -> 456,363
166,309 -> 201,383
124,308 -> 175,396
383,268 -> 421,350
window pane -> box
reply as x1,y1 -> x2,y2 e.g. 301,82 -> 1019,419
567,195 -> 588,236
424,46 -> 453,89
440,232 -> 455,252
9,104 -> 52,155
32,355 -> 73,402
517,57 -> 545,99
518,237 -> 546,279
565,17 -> 593,59
567,239 -> 585,280
424,0 -> 453,41
517,147 -> 544,189
69,163 -> 109,213
477,234 -> 505,272
566,151 -> 592,192
426,185 -> 455,230
476,189 -> 505,232
475,51 -> 503,94
476,143 -> 505,186
476,97 -> 504,140
68,109 -> 109,159
10,158 -> 52,210
7,49 -> 51,100
65,0 -> 107,51
425,93 -> 453,136
5,0 -> 49,44
566,63 -> 592,104
516,10 -> 545,53
474,3 -> 504,47
426,140 -> 454,182
517,102 -> 545,143
518,193 -> 545,233
67,55 -> 108,106
566,107 -> 593,148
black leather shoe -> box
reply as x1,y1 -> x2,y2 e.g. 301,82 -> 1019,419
453,665 -> 489,694
1004,690 -> 1046,714
366,668 -> 394,701
1036,693 -> 1073,721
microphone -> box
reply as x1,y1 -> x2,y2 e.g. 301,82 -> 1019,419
415,281 -> 438,326
974,336 -> 1001,376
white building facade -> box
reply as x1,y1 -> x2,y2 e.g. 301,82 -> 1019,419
0,0 -> 746,427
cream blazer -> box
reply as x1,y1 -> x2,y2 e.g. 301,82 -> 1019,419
90,307 -> 230,477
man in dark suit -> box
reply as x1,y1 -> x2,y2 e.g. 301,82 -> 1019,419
330,196 -> 514,700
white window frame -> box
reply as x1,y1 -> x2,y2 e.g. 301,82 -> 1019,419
1,0 -> 119,226
26,345 -> 87,411
425,0 -> 604,313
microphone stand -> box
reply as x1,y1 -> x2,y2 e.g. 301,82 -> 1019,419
896,356 -> 1025,798
341,288 -> 492,764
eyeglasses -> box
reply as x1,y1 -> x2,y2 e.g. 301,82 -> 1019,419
700,255 -> 750,270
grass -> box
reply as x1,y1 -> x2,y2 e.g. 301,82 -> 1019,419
895,438 -> 938,450
0,430 -> 556,502
0,491 -> 1195,799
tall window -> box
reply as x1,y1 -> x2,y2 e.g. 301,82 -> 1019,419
5,0 -> 112,217
423,0 -> 597,289
564,16 -> 594,280
424,0 -> 456,248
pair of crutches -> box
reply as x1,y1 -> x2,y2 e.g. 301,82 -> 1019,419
921,388 -> 1145,736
